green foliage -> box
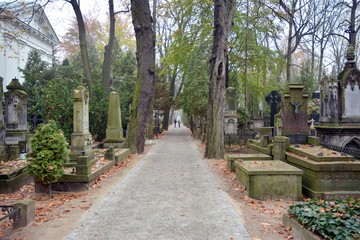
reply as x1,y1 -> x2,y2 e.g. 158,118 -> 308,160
289,198 -> 360,240
89,81 -> 108,140
229,7 -> 285,118
308,98 -> 320,115
27,120 -> 69,185
20,49 -> 53,118
39,64 -> 80,140
237,106 -> 250,129
112,50 -> 137,129
294,60 -> 318,95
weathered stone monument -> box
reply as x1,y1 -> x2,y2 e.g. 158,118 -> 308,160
224,87 -> 238,145
0,77 -> 32,193
104,92 -> 126,148
265,90 -> 281,136
0,77 -> 7,161
280,84 -> 309,144
4,78 -> 29,159
69,83 -> 94,163
317,26 -> 360,152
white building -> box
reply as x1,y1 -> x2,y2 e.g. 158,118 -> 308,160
0,2 -> 59,89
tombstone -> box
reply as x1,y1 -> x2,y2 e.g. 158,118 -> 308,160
320,75 -> 339,122
265,90 -> 281,135
104,92 -> 126,148
0,77 -> 6,160
342,69 -> 360,117
69,83 -> 94,162
280,84 -> 308,144
4,78 -> 29,159
317,32 -> 360,149
224,87 -> 238,145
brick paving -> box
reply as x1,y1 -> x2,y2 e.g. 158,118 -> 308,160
66,126 -> 250,240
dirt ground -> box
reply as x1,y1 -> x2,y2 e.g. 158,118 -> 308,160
0,137 -> 297,240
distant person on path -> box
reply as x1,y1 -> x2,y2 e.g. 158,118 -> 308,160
174,118 -> 177,128
177,118 -> 181,128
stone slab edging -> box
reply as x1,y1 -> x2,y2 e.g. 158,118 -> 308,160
283,213 -> 323,240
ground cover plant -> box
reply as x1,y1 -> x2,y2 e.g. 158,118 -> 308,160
288,198 -> 360,240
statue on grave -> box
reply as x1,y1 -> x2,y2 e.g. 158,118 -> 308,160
290,102 -> 303,119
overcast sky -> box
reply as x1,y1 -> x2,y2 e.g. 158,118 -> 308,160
44,1 -> 113,40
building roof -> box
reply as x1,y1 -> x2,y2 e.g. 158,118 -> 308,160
0,1 -> 60,45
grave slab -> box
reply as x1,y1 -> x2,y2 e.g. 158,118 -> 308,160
234,160 -> 303,200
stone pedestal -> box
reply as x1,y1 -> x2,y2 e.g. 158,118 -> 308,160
273,136 -> 290,161
13,199 -> 35,229
69,84 -> 94,163
4,78 -> 29,160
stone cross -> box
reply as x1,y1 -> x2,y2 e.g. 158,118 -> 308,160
309,118 -> 315,130
265,90 -> 281,129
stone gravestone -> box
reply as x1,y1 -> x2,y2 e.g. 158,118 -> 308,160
342,69 -> 360,117
4,78 -> 29,159
265,90 -> 281,136
69,83 -> 94,163
224,87 -> 238,145
317,31 -> 360,151
0,77 -> 6,161
104,92 -> 126,148
281,84 -> 308,144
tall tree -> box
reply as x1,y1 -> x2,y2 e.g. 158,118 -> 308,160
101,0 -> 115,91
128,0 -> 155,153
66,0 -> 93,85
205,0 -> 236,159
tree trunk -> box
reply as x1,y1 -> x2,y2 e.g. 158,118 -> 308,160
128,0 -> 155,154
69,0 -> 93,86
286,14 -> 293,83
205,0 -> 236,159
101,0 -> 115,91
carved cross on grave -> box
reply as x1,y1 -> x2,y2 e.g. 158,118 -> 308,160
265,91 -> 281,129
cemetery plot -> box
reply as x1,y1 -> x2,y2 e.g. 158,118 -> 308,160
288,145 -> 354,162
234,160 -> 303,201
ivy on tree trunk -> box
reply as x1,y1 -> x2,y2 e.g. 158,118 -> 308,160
128,0 -> 155,154
205,0 -> 236,159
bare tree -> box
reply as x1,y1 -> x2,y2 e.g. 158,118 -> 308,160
263,0 -> 321,82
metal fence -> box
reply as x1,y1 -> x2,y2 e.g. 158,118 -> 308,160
321,143 -> 360,160
0,205 -> 20,222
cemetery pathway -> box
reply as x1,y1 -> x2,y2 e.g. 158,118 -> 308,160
66,126 -> 250,240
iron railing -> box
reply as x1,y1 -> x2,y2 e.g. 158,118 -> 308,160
321,143 -> 360,160
0,205 -> 20,222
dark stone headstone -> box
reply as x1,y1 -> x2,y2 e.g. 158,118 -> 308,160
265,90 -> 281,135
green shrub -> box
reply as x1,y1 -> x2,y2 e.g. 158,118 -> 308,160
288,198 -> 360,240
27,120 -> 69,184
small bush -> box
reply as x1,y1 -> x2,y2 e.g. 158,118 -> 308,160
27,120 -> 69,184
288,198 -> 360,240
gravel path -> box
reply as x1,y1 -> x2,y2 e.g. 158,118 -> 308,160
66,126 -> 250,240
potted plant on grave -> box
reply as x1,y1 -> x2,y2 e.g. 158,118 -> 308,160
26,120 -> 69,195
